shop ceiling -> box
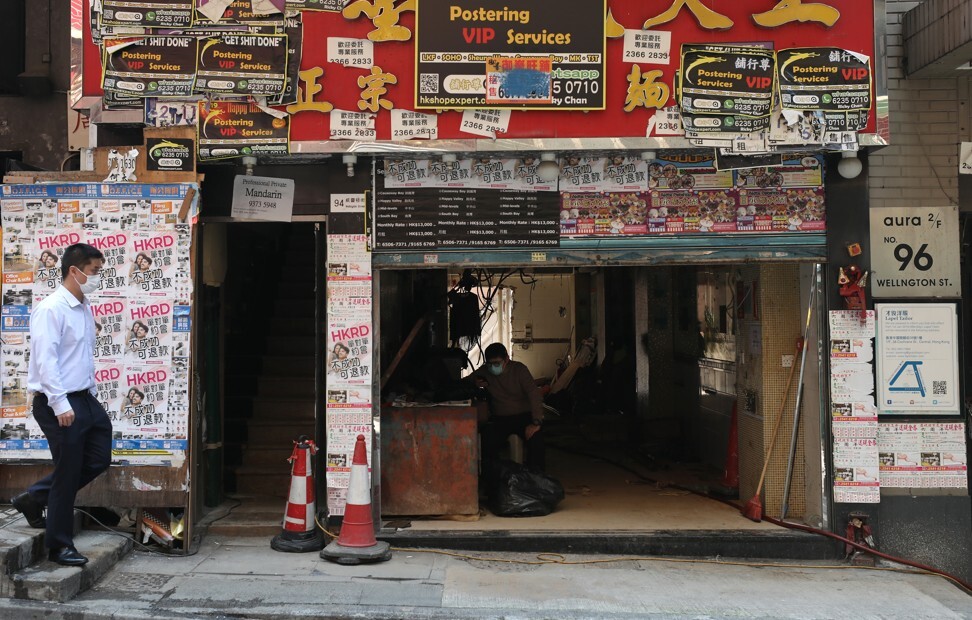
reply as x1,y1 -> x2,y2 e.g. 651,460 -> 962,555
904,0 -> 972,76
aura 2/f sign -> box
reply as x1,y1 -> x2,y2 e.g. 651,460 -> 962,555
869,207 -> 960,298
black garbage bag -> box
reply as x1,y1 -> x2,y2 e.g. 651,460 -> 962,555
487,460 -> 565,517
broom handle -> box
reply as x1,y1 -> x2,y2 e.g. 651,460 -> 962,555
754,337 -> 804,496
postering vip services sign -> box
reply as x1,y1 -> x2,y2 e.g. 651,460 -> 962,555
869,206 -> 961,298
415,0 -> 606,110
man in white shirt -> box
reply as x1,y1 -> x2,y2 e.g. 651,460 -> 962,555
12,243 -> 112,567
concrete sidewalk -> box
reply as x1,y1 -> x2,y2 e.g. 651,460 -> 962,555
1,534 -> 969,619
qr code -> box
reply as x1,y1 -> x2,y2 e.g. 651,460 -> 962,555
420,73 -> 439,94
933,381 -> 947,395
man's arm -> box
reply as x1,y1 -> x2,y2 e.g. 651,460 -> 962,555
30,306 -> 72,416
517,363 -> 544,423
465,365 -> 489,388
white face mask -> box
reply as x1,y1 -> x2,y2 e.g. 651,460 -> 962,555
74,269 -> 101,295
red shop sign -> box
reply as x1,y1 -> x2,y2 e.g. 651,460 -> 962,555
73,0 -> 879,143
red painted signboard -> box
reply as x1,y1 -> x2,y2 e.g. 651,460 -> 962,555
74,0 -> 878,143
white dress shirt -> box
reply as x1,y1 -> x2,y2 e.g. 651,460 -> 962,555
27,286 -> 97,416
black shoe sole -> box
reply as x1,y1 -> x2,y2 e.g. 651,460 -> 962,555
11,495 -> 46,529
49,558 -> 88,567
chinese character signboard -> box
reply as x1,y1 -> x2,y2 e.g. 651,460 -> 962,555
76,0 -> 881,144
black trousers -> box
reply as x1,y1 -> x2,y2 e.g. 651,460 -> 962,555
481,413 -> 545,471
28,392 -> 112,550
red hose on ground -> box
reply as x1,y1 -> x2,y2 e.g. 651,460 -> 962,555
759,513 -> 972,593
550,444 -> 972,594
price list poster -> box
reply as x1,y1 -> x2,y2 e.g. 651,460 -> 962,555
829,310 -> 880,503
325,233 -> 373,516
0,184 -> 196,466
376,159 -> 560,251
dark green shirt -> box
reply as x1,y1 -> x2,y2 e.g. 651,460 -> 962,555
472,360 -> 543,421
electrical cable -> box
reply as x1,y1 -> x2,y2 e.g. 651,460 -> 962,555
70,498 -> 242,558
540,442 -> 972,594
74,508 -> 200,557
74,484 -> 970,591
314,505 -> 967,589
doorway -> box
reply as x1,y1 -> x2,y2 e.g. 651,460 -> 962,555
377,262 -> 824,534
201,222 -> 321,534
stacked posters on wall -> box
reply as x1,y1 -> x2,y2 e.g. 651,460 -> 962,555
829,310 -> 879,503
878,422 -> 968,488
0,184 -> 196,466
325,233 -> 372,516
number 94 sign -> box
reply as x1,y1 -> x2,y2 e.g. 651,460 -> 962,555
869,206 -> 960,298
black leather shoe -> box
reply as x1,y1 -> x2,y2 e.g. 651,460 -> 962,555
48,547 -> 88,567
11,492 -> 45,529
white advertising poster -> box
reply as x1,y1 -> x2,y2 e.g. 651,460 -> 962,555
919,422 -> 968,488
326,234 -> 372,280
833,437 -> 881,503
390,110 -> 438,140
829,310 -> 875,339
879,422 -> 968,488
326,320 -> 372,384
877,422 -> 922,488
325,233 -> 374,510
87,230 -> 130,296
326,282 -> 372,320
91,297 -> 128,363
128,231 -> 178,298
831,401 -> 878,440
830,338 -> 873,364
830,363 -> 874,401
33,229 -> 81,302
876,303 -> 959,413
125,299 -> 174,365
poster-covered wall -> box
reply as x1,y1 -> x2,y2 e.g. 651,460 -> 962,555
74,0 -> 882,153
324,233 -> 373,516
375,154 -> 825,250
0,184 -> 196,466
829,310 -> 879,503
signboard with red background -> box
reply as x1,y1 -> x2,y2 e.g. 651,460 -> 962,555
72,0 -> 880,143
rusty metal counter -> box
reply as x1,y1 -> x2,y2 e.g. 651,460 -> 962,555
380,406 -> 479,516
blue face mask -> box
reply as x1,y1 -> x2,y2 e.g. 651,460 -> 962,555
488,363 -> 504,376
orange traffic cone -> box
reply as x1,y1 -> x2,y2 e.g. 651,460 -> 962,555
714,403 -> 739,498
271,436 -> 325,553
320,434 -> 391,565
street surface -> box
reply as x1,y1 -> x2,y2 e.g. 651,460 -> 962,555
1,534 -> 969,619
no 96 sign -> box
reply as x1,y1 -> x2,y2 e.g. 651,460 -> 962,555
869,206 -> 960,298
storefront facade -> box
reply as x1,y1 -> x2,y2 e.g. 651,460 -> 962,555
0,0 -> 965,578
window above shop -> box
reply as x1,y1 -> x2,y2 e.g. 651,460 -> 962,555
0,0 -> 26,96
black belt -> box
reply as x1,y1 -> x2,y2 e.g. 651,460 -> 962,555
66,390 -> 92,398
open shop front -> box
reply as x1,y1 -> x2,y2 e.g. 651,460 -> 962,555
366,156 -> 832,549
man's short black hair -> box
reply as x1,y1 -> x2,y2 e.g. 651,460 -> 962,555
61,243 -> 104,279
484,343 -> 508,361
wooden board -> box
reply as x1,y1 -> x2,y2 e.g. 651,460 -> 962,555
0,463 -> 188,507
